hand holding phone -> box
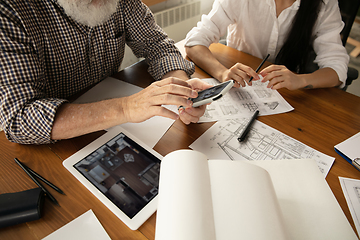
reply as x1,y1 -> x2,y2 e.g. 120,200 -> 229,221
189,80 -> 234,107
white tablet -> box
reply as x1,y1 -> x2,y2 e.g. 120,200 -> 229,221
63,127 -> 162,230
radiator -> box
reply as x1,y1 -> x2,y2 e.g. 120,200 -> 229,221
154,1 -> 201,42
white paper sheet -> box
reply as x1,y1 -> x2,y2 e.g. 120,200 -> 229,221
335,132 -> 360,160
197,78 -> 294,122
42,210 -> 111,240
208,160 -> 287,240
252,160 -> 357,240
74,77 -> 176,148
190,118 -> 335,177
339,177 -> 360,236
156,150 -> 216,240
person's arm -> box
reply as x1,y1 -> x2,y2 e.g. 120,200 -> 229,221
302,68 -> 341,88
185,45 -> 259,88
162,70 -> 190,80
310,0 -> 349,88
260,0 -> 347,90
51,78 -> 198,140
0,2 -> 67,145
186,45 -> 228,81
51,100 -> 124,140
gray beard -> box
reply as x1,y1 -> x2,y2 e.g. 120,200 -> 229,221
57,0 -> 119,27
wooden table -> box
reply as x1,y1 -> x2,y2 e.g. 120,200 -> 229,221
1,43 -> 360,239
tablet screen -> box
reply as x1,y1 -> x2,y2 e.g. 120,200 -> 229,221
73,132 -> 161,219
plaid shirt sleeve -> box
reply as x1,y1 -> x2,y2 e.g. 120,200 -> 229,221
123,0 -> 195,80
0,0 -> 194,145
0,2 -> 67,144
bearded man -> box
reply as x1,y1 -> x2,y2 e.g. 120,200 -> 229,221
0,0 -> 210,144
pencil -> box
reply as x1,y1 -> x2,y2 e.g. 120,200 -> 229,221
249,54 -> 270,82
23,164 -> 65,195
14,158 -> 60,206
237,110 -> 259,142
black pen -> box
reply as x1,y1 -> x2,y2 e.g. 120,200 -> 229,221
249,54 -> 270,82
238,110 -> 259,142
23,164 -> 65,195
14,158 -> 60,206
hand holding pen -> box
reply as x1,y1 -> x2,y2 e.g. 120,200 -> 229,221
221,54 -> 269,88
249,54 -> 270,82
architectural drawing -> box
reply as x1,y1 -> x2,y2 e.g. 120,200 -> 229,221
355,186 -> 360,203
190,119 -> 335,177
198,78 -> 294,122
339,177 -> 360,235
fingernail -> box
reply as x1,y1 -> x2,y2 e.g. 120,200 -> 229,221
178,105 -> 185,111
187,100 -> 193,106
191,90 -> 197,98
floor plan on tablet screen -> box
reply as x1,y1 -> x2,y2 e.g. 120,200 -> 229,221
73,133 -> 160,219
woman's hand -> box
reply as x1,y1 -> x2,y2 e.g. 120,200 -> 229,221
260,65 -> 308,90
221,63 -> 259,88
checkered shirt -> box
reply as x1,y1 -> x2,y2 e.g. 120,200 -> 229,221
0,0 -> 195,144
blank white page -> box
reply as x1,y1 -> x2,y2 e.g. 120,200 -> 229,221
155,150 -> 216,240
251,159 -> 358,240
208,160 -> 288,240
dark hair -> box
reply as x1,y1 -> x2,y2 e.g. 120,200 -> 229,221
275,0 -> 323,73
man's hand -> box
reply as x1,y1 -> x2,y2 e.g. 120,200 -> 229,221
122,77 -> 199,123
178,78 -> 213,124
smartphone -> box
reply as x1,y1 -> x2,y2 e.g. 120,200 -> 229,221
190,80 -> 234,107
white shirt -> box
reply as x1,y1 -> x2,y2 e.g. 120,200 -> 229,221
185,0 -> 349,87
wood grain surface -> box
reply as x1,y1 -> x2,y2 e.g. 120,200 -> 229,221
1,43 -> 359,239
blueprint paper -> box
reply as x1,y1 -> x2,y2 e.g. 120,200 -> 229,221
198,78 -> 294,122
190,119 -> 335,177
339,177 -> 360,236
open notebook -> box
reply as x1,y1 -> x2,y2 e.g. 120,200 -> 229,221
155,150 -> 357,240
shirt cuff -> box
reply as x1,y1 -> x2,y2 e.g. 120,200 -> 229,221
148,55 -> 195,80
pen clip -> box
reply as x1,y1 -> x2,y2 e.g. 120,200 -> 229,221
352,158 -> 360,171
